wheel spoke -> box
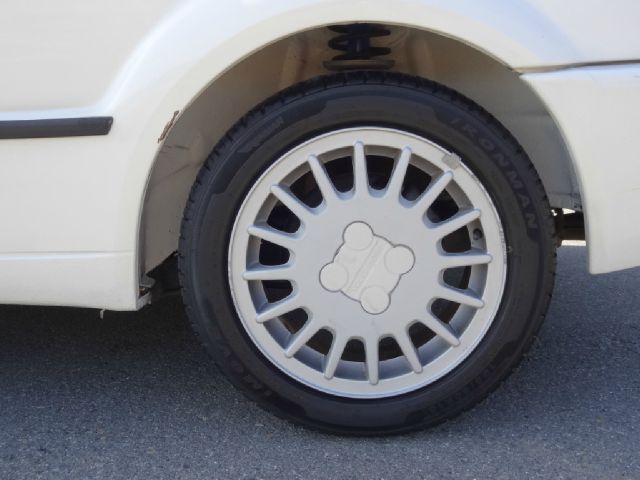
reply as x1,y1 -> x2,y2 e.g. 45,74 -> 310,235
413,171 -> 453,215
243,264 -> 295,281
323,334 -> 349,379
247,224 -> 297,251
284,318 -> 321,358
364,338 -> 380,385
394,331 -> 423,373
432,208 -> 481,238
270,185 -> 313,223
440,250 -> 492,269
352,141 -> 369,197
256,294 -> 301,323
436,286 -> 485,309
385,147 -> 412,200
418,312 -> 461,347
308,154 -> 339,205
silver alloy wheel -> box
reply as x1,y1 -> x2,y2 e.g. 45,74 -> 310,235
229,127 -> 506,399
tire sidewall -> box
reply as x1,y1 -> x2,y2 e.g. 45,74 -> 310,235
181,79 -> 554,433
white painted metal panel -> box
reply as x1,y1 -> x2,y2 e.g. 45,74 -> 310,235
524,65 -> 640,273
0,1 -> 639,308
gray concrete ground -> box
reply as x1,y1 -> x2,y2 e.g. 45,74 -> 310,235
0,245 -> 638,479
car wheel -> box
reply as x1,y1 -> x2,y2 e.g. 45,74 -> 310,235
179,72 -> 556,434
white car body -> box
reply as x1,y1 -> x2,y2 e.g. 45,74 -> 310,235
1,0 -> 639,310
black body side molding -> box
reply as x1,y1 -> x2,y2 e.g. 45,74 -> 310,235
0,117 -> 113,139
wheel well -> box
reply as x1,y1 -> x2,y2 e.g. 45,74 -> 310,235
140,24 -> 580,273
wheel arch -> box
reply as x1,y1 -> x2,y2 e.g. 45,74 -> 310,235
138,22 -> 580,274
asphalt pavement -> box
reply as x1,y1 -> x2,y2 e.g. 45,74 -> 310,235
0,245 -> 638,479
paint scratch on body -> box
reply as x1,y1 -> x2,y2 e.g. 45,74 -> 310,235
158,110 -> 179,143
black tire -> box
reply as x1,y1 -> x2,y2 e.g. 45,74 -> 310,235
179,71 -> 556,435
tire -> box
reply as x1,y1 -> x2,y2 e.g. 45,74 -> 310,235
179,71 -> 556,435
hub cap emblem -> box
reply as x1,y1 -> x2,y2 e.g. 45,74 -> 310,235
319,222 -> 415,314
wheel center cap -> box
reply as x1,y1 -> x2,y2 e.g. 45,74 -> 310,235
319,222 -> 415,314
